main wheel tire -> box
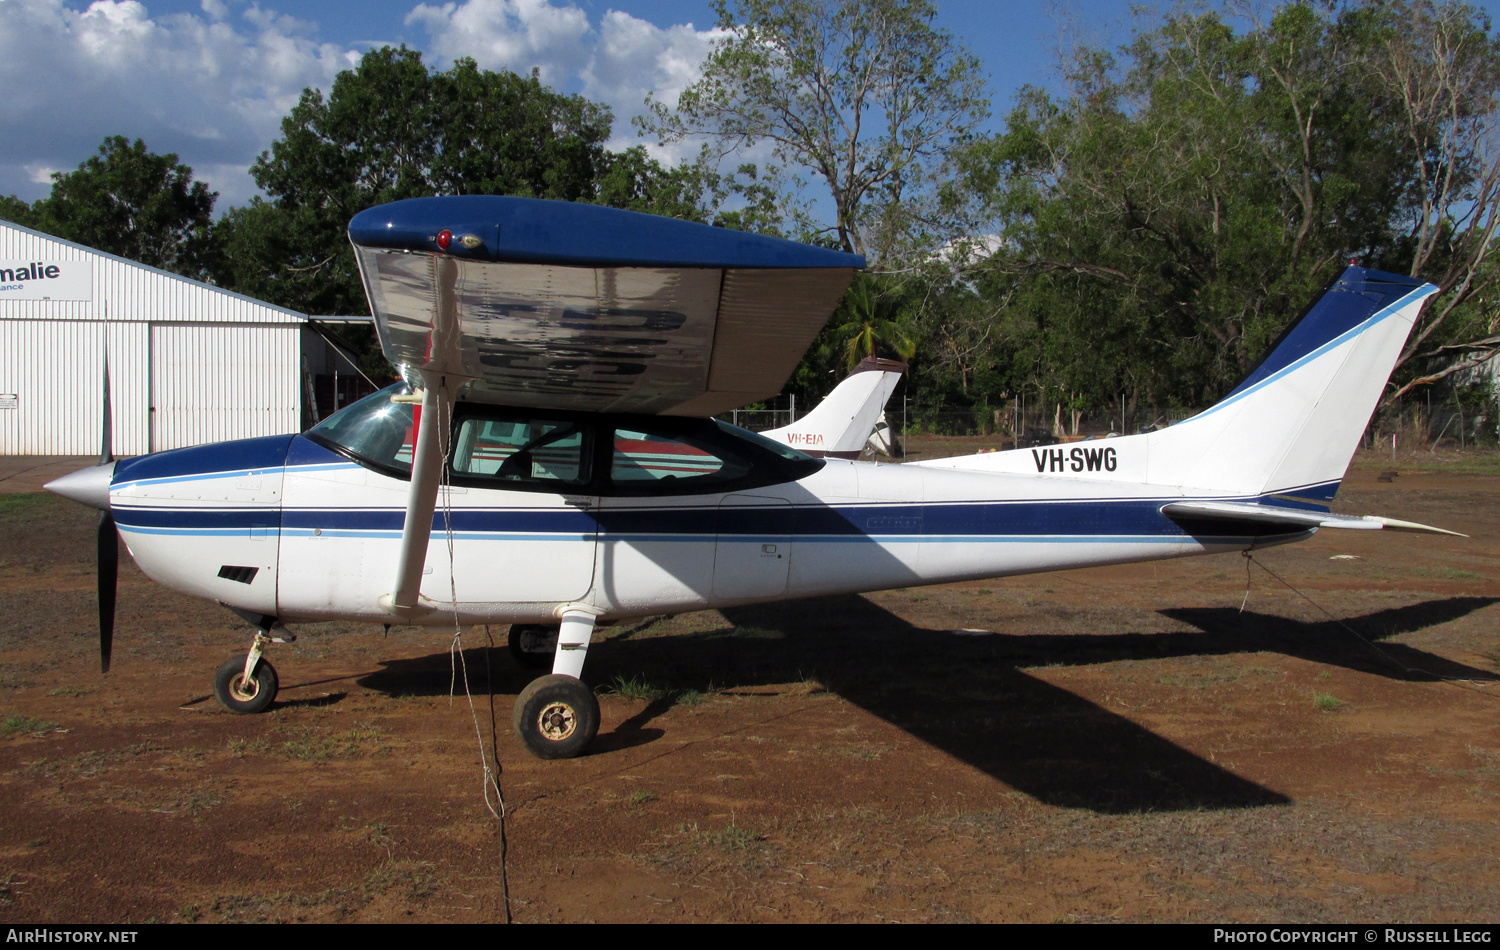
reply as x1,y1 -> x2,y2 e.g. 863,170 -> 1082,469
213,656 -> 279,714
507,623 -> 559,670
513,674 -> 599,759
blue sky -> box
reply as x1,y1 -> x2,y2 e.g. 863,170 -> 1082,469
2,0 -> 1497,212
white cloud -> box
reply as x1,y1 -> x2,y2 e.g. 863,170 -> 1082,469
0,0 -> 732,209
409,1 -> 725,165
0,0 -> 357,206
405,0 -> 591,84
583,10 -> 724,154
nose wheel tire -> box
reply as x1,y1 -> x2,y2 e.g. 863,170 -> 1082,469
513,674 -> 598,759
213,656 -> 279,714
508,623 -> 559,670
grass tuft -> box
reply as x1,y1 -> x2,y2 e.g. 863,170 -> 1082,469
677,820 -> 766,853
1314,693 -> 1344,712
364,859 -> 438,903
1,714 -> 56,737
0,494 -> 49,519
605,674 -> 663,701
278,722 -> 381,761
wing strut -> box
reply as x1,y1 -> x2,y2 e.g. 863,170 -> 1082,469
379,375 -> 455,615
379,256 -> 471,616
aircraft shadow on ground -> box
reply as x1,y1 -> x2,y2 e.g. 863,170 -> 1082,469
356,594 -> 1496,815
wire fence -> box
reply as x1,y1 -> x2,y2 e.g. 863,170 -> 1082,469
1367,398 -> 1497,453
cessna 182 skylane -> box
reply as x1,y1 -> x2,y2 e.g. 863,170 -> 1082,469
47,196 -> 1461,759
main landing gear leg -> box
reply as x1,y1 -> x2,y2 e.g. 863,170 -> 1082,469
512,605 -> 602,759
212,623 -> 293,714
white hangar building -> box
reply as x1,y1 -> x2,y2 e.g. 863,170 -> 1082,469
1,218 -> 372,456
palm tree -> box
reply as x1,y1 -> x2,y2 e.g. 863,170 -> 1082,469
835,274 -> 918,371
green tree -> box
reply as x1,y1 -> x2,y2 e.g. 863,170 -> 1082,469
26,137 -> 219,280
639,0 -> 988,262
0,194 -> 32,225
219,47 -> 704,320
951,2 -> 1500,412
833,273 -> 918,370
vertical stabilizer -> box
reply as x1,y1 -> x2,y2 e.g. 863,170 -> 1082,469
761,357 -> 905,457
915,266 -> 1437,504
1145,267 -> 1436,499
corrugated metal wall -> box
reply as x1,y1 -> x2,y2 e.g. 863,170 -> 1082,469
0,320 -> 150,455
151,324 -> 300,449
1,222 -> 304,325
1,221 -> 306,455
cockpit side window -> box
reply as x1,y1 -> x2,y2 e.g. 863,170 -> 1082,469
453,417 -> 591,487
307,387 -> 823,492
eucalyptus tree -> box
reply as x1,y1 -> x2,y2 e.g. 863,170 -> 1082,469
1361,0 -> 1500,402
639,0 -> 988,264
955,1 -> 1500,410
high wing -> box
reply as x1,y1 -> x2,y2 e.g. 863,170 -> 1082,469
348,196 -> 864,417
348,196 -> 864,615
1161,500 -> 1468,537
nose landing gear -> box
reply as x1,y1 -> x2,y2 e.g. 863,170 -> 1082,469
212,624 -> 294,714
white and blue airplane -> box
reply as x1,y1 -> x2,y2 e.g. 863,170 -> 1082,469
46,196 -> 1461,759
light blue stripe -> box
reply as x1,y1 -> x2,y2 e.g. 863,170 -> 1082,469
115,468 -> 271,491
281,529 -> 594,542
119,526 -> 267,538
115,461 -> 355,492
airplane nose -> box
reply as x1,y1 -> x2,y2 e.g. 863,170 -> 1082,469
45,462 -> 116,511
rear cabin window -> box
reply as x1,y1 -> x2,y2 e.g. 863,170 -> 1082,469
611,427 -> 749,487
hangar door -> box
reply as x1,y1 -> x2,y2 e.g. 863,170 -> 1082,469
150,324 -> 300,451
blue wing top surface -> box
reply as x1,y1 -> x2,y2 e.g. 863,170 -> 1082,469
348,197 -> 864,416
348,196 -> 862,270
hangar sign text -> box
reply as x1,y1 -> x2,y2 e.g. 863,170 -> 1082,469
0,260 -> 91,301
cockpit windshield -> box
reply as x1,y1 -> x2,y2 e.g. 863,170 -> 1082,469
305,383 -> 416,475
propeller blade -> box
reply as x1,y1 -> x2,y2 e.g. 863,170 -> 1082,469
100,356 -> 113,465
97,510 -> 117,673
98,354 -> 115,673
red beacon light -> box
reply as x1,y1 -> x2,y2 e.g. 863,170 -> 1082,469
436,229 -> 453,251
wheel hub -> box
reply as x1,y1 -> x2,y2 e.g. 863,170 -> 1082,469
537,702 -> 577,741
230,676 -> 259,703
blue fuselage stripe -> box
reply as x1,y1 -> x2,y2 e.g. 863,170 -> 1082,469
111,496 -> 1302,541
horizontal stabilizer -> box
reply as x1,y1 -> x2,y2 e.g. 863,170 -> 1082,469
1162,501 -> 1468,537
